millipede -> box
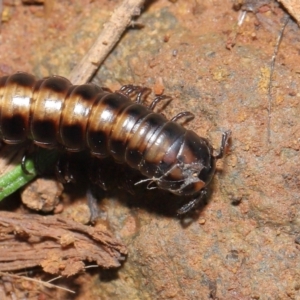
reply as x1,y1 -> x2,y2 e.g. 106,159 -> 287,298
0,72 -> 230,214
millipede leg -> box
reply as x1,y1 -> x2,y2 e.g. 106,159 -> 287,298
89,157 -> 120,191
214,130 -> 231,159
55,157 -> 66,183
177,189 -> 207,215
87,187 -> 100,222
118,85 -> 151,103
170,111 -> 195,122
119,85 -> 142,96
119,84 -> 136,95
55,154 -> 76,184
135,87 -> 151,103
148,95 -> 172,110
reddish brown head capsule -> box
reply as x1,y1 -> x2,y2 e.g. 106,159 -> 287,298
0,72 -> 230,214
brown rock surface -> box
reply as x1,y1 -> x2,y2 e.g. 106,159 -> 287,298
0,0 -> 299,299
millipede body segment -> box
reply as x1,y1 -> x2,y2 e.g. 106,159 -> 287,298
0,72 -> 230,214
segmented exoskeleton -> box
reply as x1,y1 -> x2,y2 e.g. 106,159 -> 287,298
0,72 -> 230,214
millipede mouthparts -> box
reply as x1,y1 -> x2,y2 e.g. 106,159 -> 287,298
0,72 -> 231,214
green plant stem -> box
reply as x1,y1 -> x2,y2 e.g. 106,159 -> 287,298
0,149 -> 58,201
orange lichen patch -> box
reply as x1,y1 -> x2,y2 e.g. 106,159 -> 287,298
258,66 -> 271,93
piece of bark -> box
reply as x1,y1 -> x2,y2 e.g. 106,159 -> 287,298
278,0 -> 300,25
0,211 -> 127,276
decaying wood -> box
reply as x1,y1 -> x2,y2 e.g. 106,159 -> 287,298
0,211 -> 127,276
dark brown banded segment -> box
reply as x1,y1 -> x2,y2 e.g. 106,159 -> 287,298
30,76 -> 72,148
60,84 -> 102,151
143,122 -> 186,170
109,103 -> 151,163
124,112 -> 167,169
87,93 -> 132,159
0,73 -> 35,143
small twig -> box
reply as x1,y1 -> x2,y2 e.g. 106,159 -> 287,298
84,265 -> 99,270
69,0 -> 146,85
267,14 -> 289,143
0,271 -> 75,294
46,275 -> 62,284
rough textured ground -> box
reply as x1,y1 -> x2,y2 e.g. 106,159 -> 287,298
0,0 -> 299,299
